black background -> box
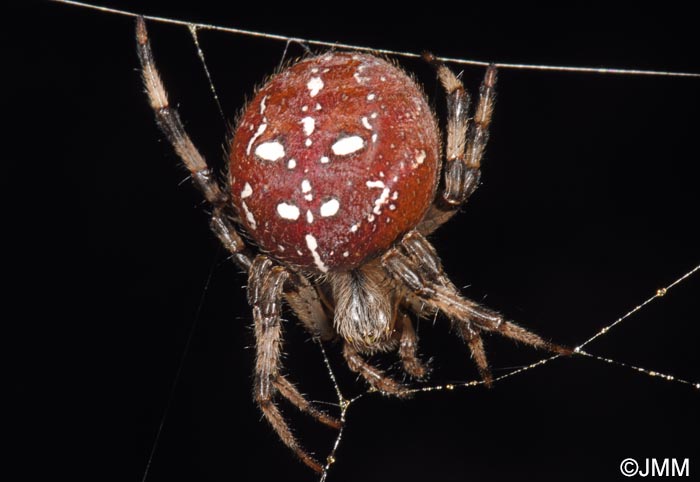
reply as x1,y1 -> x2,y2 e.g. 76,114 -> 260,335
14,3 -> 700,481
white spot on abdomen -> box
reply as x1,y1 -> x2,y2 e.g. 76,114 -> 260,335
242,202 -> 257,230
277,202 -> 300,220
332,136 -> 365,156
307,77 -> 324,97
361,117 -> 372,130
305,234 -> 328,272
415,149 -> 426,165
366,180 -> 385,189
306,210 -> 314,223
301,116 -> 315,136
246,123 -> 267,155
373,187 -> 391,215
287,159 -> 297,169
320,198 -> 340,217
255,141 -> 285,161
241,182 -> 253,199
301,179 -> 312,193
354,71 -> 369,84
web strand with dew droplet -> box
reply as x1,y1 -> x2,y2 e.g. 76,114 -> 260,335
315,264 -> 699,481
51,0 -> 700,78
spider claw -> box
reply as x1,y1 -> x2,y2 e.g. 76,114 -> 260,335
319,414 -> 343,430
401,354 -> 430,380
480,369 -> 494,388
552,343 -> 574,356
343,342 -> 407,397
421,51 -> 438,65
272,376 -> 342,429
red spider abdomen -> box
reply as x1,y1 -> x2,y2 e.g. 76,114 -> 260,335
230,52 -> 439,272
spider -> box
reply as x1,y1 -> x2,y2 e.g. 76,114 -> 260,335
136,17 -> 570,473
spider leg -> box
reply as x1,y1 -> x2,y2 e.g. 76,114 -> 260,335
271,376 -> 340,429
397,312 -> 429,379
248,256 -> 340,473
136,17 -> 251,269
342,342 -> 407,397
456,322 -> 494,386
284,271 -> 335,342
383,231 -> 570,384
419,54 -> 497,235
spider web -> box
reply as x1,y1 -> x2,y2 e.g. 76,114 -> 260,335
315,265 -> 700,480
55,3 -> 700,480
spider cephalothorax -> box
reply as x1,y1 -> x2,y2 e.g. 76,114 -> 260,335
136,17 -> 569,472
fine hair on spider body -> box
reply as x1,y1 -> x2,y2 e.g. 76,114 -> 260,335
329,263 -> 395,353
135,17 -> 570,473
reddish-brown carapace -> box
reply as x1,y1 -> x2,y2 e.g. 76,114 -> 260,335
137,16 -> 569,473
230,52 -> 440,271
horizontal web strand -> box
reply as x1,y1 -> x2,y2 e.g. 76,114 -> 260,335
54,0 -> 700,79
